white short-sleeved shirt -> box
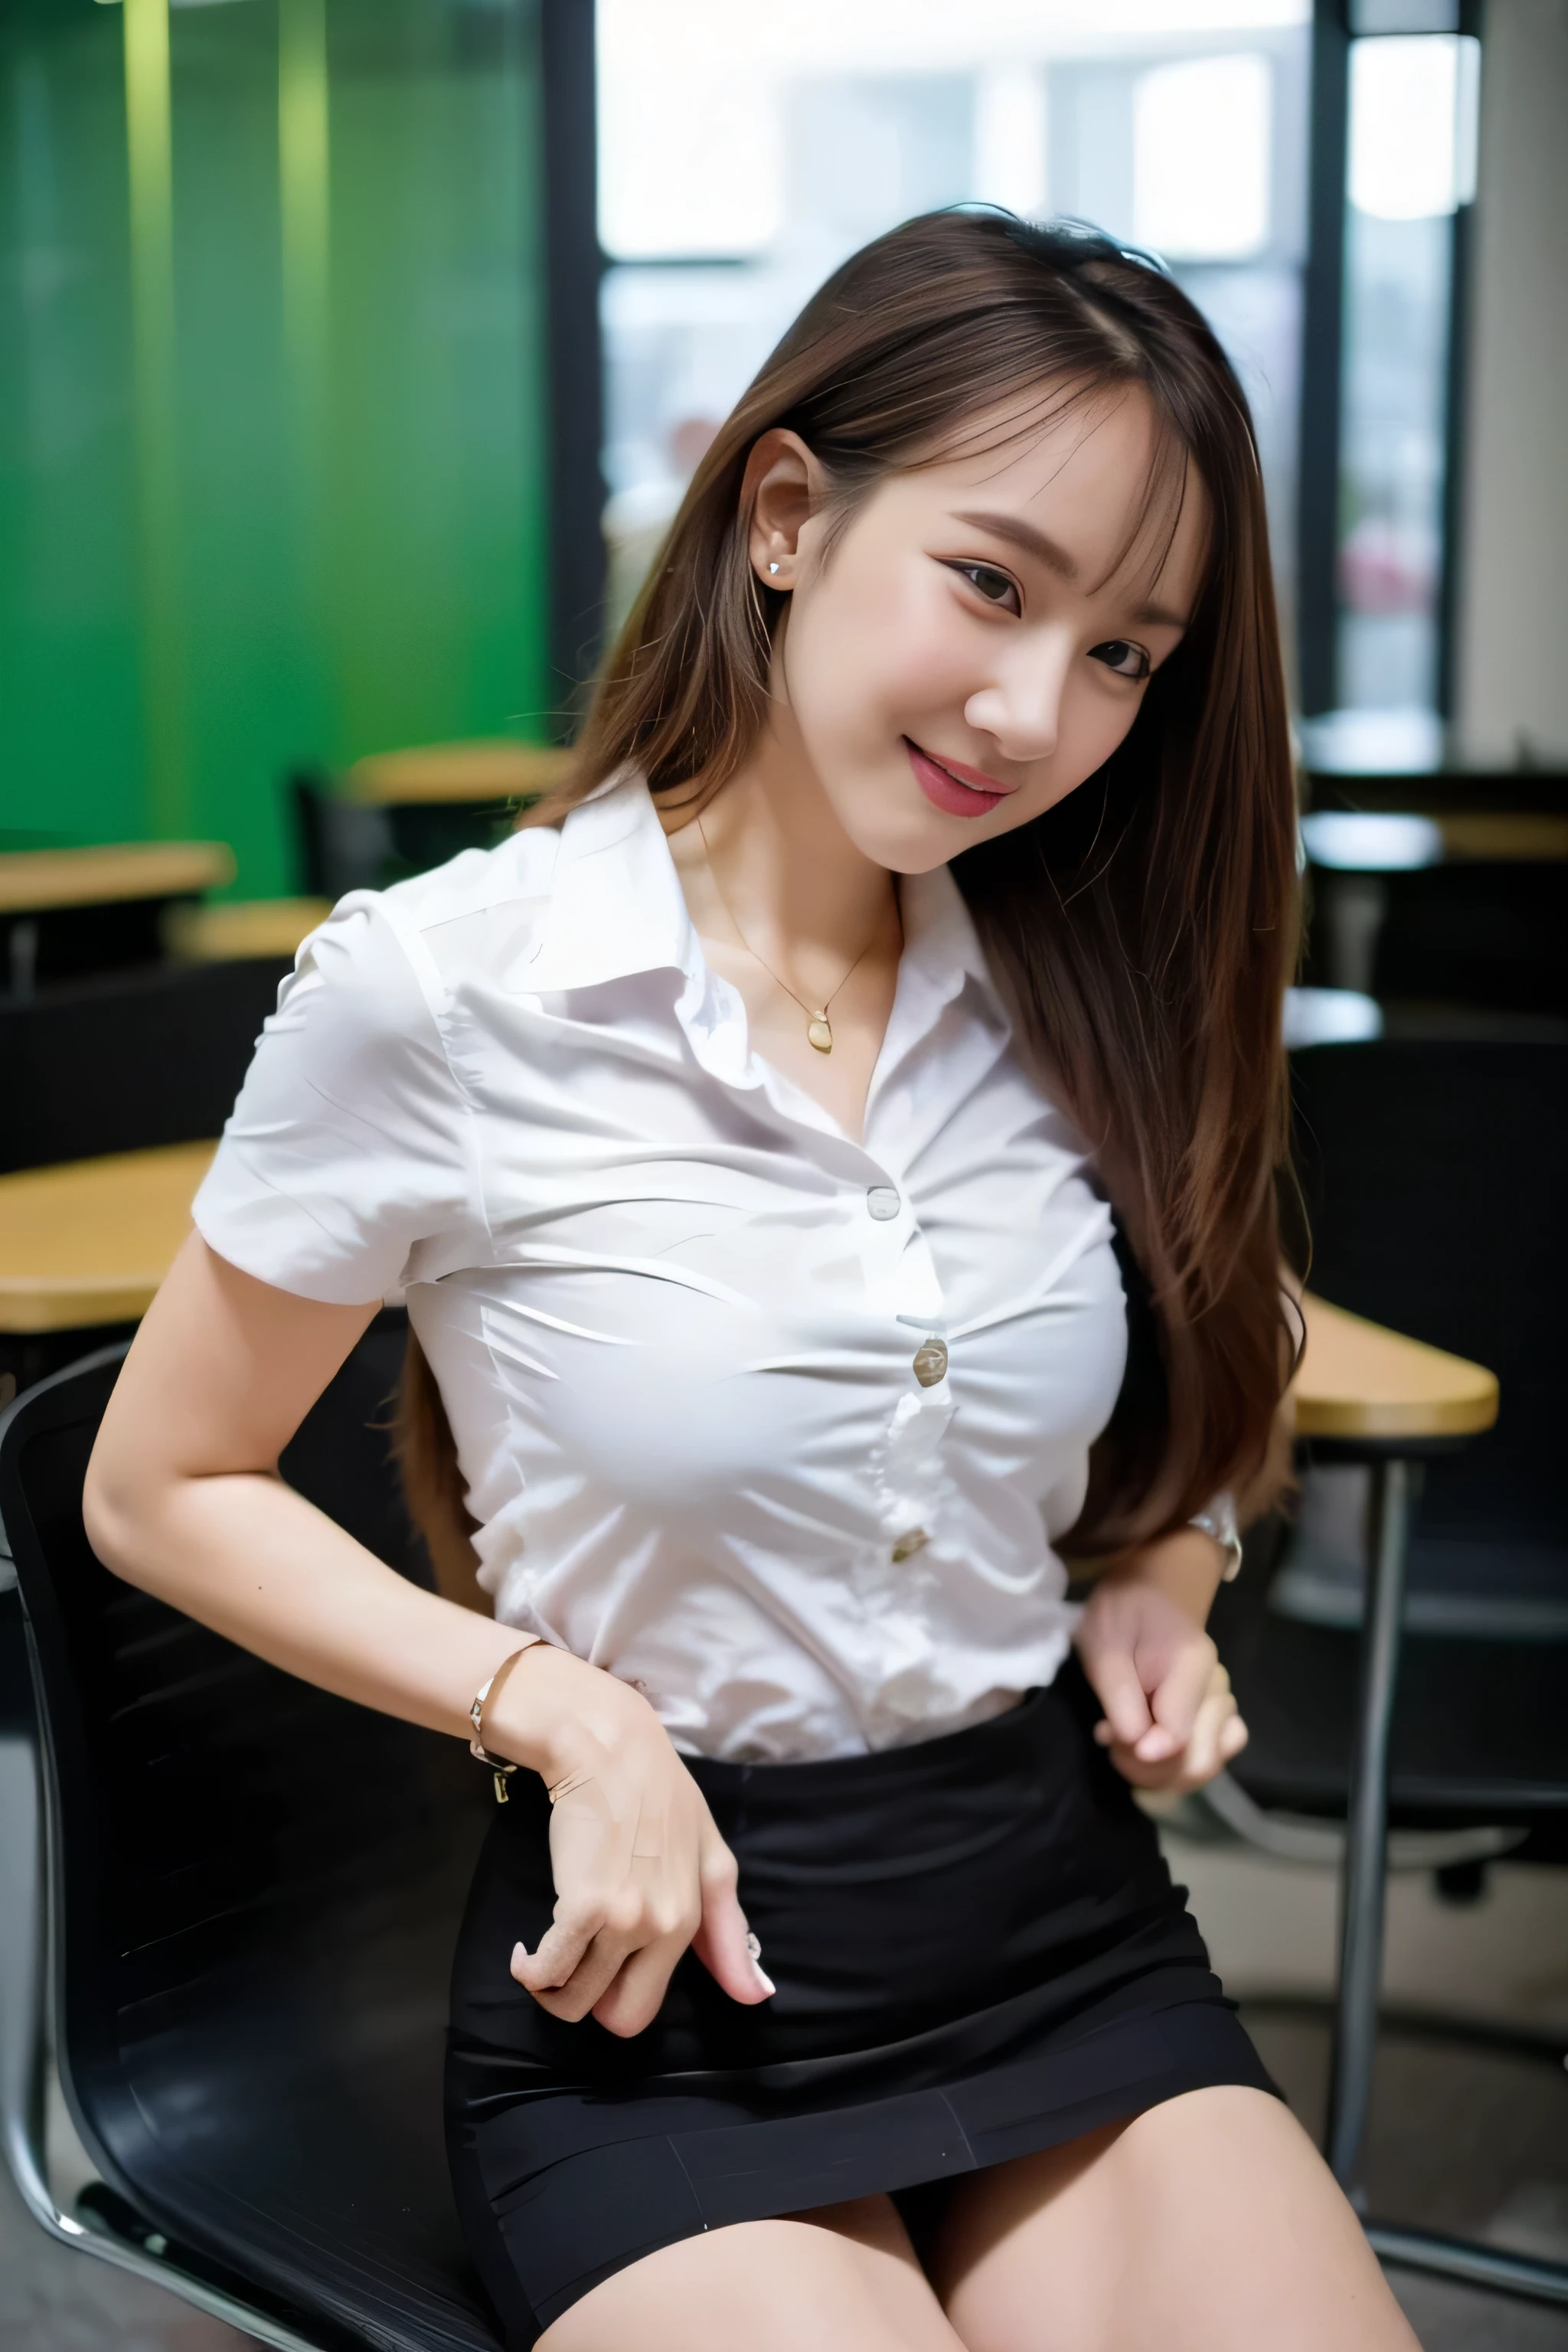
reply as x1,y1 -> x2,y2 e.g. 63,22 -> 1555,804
194,770 -> 1128,1762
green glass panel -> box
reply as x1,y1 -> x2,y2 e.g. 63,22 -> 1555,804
0,4 -> 142,851
0,0 -> 549,897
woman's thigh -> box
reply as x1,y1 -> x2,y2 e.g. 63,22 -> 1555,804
537,2194 -> 965,2352
928,2086 -> 1420,2352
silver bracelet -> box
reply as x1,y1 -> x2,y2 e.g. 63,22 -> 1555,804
1188,1491 -> 1243,1582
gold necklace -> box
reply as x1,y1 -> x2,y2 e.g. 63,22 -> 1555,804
697,817 -> 890,1055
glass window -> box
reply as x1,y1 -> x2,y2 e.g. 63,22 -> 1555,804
595,1 -> 1312,643
1132,53 -> 1273,262
1331,31 -> 1480,742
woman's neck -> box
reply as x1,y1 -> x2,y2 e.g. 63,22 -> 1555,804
662,717 -> 905,1140
666,715 -> 897,969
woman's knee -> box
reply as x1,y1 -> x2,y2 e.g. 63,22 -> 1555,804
931,2090 -> 1418,2352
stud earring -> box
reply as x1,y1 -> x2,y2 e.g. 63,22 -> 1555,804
767,562 -> 780,576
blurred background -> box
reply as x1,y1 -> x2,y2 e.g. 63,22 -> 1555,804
1,4 -> 1566,2349
0,0 -> 1562,892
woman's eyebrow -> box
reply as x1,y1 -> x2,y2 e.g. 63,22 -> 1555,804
952,508 -> 1079,580
950,507 -> 1190,632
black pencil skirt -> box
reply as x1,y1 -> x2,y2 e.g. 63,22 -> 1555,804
446,1660 -> 1276,2346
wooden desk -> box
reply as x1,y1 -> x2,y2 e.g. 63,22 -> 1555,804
165,898 -> 332,964
344,741 -> 572,807
1437,812 -> 1568,863
0,841 -> 234,914
1293,1291 -> 1498,1441
0,1142 -> 216,1334
2,841 -> 240,998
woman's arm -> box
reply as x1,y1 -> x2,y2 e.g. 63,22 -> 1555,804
84,1233 -> 769,2034
1071,1275 -> 1303,1794
85,1233 -> 533,1722
1072,1527 -> 1248,1792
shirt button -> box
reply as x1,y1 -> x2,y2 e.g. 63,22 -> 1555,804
890,1527 -> 930,1563
865,1185 -> 900,1221
911,1338 -> 949,1387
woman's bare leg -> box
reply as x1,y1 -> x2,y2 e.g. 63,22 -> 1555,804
537,2194 -> 965,2352
930,2087 -> 1420,2352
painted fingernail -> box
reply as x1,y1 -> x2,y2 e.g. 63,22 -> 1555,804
510,1942 -> 528,1973
753,1964 -> 776,1996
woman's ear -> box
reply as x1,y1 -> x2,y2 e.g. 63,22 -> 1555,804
741,429 -> 825,591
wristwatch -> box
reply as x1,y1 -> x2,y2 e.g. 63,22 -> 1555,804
1188,1491 -> 1243,1582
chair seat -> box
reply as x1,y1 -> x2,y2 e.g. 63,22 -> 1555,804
1269,1530 -> 1568,1642
1223,1609 -> 1568,1829
96,1776 -> 501,2351
43,1557 -> 503,2349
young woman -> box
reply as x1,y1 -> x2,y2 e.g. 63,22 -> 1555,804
84,213 -> 1418,2351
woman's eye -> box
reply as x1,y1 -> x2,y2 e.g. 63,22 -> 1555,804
1089,639 -> 1152,681
948,562 -> 1021,615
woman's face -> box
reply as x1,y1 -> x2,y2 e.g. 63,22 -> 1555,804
751,388 -> 1210,875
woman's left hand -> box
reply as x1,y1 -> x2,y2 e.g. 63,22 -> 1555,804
1073,1545 -> 1249,1792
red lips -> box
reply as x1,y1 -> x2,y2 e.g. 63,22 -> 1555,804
904,738 -> 1016,819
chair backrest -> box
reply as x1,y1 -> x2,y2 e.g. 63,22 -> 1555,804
0,958 -> 289,1177
1292,1036 -> 1567,1545
0,1334 -> 500,2351
289,772 -> 516,900
1307,857 -> 1568,1018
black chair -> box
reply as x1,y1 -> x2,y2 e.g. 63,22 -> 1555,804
1298,771 -> 1568,1019
1305,858 -> 1568,1019
0,1328 -> 503,2351
0,956 -> 289,1181
1209,1037 -> 1568,2305
289,772 -> 518,901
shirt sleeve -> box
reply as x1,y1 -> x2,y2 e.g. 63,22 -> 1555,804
191,895 -> 477,1305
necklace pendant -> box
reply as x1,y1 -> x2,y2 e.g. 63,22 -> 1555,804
806,1011 -> 833,1054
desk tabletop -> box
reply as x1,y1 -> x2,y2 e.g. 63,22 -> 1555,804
165,897 -> 332,963
1294,1292 -> 1498,1441
344,740 -> 573,806
0,1142 -> 216,1332
0,841 -> 235,916
1437,812 -> 1568,862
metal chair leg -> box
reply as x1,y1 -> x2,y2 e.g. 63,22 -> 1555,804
1366,2223 -> 1568,2307
1315,1459 -> 1568,2309
1326,1455 -> 1413,2197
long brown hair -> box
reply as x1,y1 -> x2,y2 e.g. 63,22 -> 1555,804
397,210 -> 1299,1585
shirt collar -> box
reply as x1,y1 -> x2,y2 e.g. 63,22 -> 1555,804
522,766 -> 1001,1013
519,767 -> 703,996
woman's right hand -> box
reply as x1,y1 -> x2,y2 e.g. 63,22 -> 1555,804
485,1644 -> 774,2038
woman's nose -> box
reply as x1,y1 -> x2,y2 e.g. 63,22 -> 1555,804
963,647 -> 1067,765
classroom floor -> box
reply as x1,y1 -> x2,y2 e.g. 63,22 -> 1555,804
1180,1832 -> 1568,2350
3,1829 -> 1566,2350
